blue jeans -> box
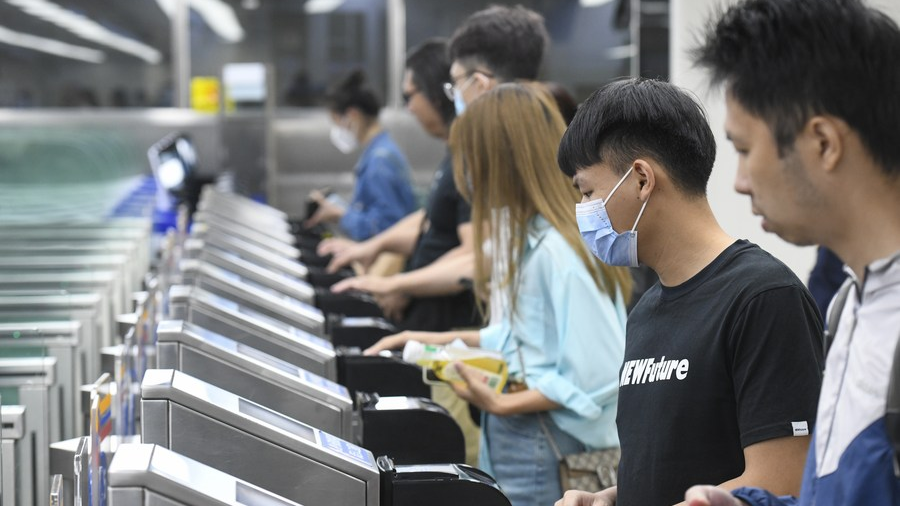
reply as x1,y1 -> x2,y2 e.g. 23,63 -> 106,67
480,412 -> 586,506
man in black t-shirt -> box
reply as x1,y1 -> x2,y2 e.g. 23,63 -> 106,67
555,79 -> 824,506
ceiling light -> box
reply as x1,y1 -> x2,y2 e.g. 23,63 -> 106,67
579,0 -> 617,6
0,24 -> 105,62
606,44 -> 637,60
155,0 -> 245,43
304,0 -> 345,15
5,0 -> 161,63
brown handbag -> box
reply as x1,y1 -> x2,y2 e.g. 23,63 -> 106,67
538,415 -> 620,493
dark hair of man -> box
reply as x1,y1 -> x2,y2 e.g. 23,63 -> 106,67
545,81 -> 578,126
448,4 -> 549,82
405,38 -> 455,127
693,0 -> 900,175
557,78 -> 716,197
324,69 -> 381,117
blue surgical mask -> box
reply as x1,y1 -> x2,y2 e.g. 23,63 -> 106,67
453,88 -> 467,116
575,166 -> 648,267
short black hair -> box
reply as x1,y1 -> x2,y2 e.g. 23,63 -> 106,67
448,4 -> 548,82
324,69 -> 380,117
405,38 -> 455,127
558,78 -> 716,196
694,0 -> 900,175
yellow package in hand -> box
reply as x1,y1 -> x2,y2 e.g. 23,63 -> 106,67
403,340 -> 509,393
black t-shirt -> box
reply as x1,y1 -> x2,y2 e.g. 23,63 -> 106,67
616,240 -> 824,506
406,153 -> 471,270
398,153 -> 478,332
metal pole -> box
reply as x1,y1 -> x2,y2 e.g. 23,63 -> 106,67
629,0 -> 641,78
386,0 -> 406,108
172,0 -> 191,108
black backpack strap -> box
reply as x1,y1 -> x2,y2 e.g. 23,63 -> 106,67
887,334 -> 900,478
823,277 -> 855,355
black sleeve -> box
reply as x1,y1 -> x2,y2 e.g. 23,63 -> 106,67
455,191 -> 471,226
728,284 -> 825,448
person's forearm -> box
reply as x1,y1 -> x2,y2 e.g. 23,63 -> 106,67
371,209 -> 425,256
391,252 -> 474,297
495,389 -> 560,416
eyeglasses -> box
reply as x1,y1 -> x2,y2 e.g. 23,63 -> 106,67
442,70 -> 492,101
402,89 -> 420,106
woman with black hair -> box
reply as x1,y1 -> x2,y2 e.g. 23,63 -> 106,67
306,70 -> 417,241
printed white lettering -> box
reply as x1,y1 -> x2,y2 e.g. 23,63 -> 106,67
619,356 -> 690,386
664,360 -> 677,380
641,358 -> 656,383
632,359 -> 649,384
620,361 -> 636,387
675,359 -> 690,380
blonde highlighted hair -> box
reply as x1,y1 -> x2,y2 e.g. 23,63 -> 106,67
449,82 -> 632,319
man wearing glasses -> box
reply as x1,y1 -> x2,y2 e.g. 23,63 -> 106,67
446,4 -> 549,115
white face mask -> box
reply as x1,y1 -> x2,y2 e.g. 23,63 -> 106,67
329,118 -> 358,154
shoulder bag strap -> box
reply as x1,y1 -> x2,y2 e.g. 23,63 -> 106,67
823,277 -> 855,355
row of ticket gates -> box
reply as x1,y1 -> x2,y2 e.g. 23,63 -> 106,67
1,187 -> 514,506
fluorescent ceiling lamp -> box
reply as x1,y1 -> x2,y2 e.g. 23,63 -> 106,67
0,24 -> 105,63
155,0 -> 245,43
579,0 -> 617,6
606,44 -> 637,60
304,0 -> 345,15
5,0 -> 161,63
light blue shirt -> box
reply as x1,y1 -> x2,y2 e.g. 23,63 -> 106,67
479,215 -> 627,449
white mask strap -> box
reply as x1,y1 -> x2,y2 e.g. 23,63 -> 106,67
631,196 -> 649,231
604,165 -> 635,203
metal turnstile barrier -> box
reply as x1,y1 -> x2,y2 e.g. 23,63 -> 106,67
179,259 -> 326,336
0,357 -> 59,505
168,285 -> 337,380
109,444 -> 303,506
141,369 -> 381,506
0,322 -> 81,440
2,405 -> 26,506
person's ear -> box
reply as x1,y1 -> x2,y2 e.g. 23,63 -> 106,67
805,116 -> 845,174
473,72 -> 494,93
632,159 -> 656,202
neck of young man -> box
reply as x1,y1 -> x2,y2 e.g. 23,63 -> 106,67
642,198 -> 736,287
827,169 -> 900,282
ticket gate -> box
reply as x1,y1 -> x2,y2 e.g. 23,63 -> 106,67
0,254 -> 134,306
108,444 -> 304,506
0,321 -> 81,439
0,292 -> 109,383
0,270 -> 123,323
183,234 -> 350,289
168,286 -> 428,398
179,259 -> 387,338
191,217 -> 300,260
141,370 -> 510,506
180,246 -> 316,303
0,240 -> 143,288
156,320 -> 464,464
168,285 -> 336,379
197,188 -> 291,231
175,253 -> 394,348
0,357 -> 59,505
2,406 -> 26,506
179,260 -> 326,336
0,221 -> 151,277
183,236 -> 310,280
192,210 -> 333,268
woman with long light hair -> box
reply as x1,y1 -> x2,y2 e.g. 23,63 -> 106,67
366,83 -> 630,506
